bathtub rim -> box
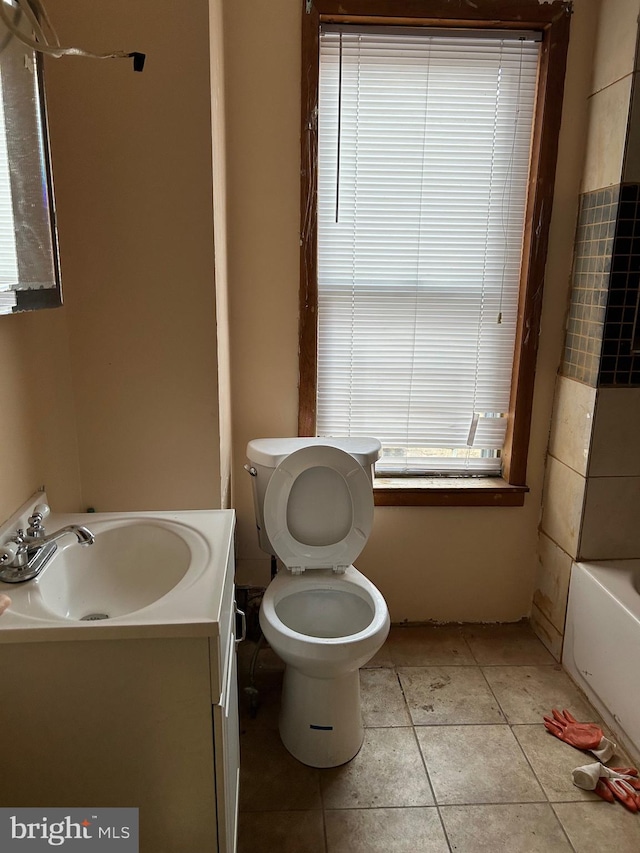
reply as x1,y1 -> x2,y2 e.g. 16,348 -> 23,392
572,558 -> 640,622
563,559 -> 640,766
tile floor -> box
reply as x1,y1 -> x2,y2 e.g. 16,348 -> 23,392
237,623 -> 640,852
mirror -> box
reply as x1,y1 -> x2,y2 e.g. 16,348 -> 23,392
0,6 -> 61,315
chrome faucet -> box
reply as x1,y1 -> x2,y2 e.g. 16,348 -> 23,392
0,504 -> 95,584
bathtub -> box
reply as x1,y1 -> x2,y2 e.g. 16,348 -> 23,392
563,560 -> 640,763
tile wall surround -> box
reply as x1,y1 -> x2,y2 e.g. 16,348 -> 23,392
529,603 -> 563,661
623,67 -> 640,184
561,183 -> 640,388
540,456 -> 585,557
539,381 -> 640,598
535,160 -> 640,657
547,376 -> 596,477
581,75 -> 633,194
561,186 -> 619,386
580,474 -> 640,559
589,386 -> 640,476
533,533 -> 573,635
599,183 -> 640,385
536,378 -> 589,660
535,2 -> 640,676
590,0 -> 640,96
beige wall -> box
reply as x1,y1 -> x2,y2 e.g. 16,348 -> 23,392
226,0 -> 600,622
0,1 -> 231,528
0,0 -> 618,625
41,0 -> 223,513
0,308 -> 81,523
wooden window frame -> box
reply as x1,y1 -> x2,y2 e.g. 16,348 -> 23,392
298,0 -> 572,506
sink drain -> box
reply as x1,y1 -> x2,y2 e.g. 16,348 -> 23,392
80,612 -> 110,621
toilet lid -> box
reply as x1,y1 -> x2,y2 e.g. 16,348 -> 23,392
263,444 -> 374,573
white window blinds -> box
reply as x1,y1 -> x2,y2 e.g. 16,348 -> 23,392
0,68 -> 18,310
316,27 -> 540,475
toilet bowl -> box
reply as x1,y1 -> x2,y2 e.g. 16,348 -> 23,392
246,438 -> 390,768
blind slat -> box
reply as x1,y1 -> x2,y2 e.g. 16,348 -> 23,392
317,28 -> 539,475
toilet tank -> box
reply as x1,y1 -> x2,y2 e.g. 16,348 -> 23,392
246,437 -> 381,556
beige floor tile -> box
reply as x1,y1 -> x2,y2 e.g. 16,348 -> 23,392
398,666 -> 505,725
416,725 -> 544,805
553,801 -> 640,852
360,668 -> 411,727
325,807 -> 448,853
238,810 -> 325,853
386,625 -> 475,666
321,727 -> 434,809
239,726 -> 322,812
362,641 -> 394,668
482,665 -> 598,724
440,803 -> 572,852
513,724 -> 631,803
463,623 -> 556,666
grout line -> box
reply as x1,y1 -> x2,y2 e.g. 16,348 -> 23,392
460,632 -> 479,665
239,807 -> 326,814
490,682 -> 580,853
549,803 -> 580,853
238,636 -> 617,851
319,770 -> 329,853
393,666 -> 416,727
410,722 -> 454,852
478,664 -> 510,724
474,659 -> 578,848
240,798 -> 603,813
322,804 -> 443,812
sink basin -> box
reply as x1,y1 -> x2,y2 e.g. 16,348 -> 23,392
38,522 -> 192,620
0,499 -> 235,642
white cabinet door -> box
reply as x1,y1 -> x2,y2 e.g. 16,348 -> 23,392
214,634 -> 240,853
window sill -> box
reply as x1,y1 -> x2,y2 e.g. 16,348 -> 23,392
373,477 -> 529,507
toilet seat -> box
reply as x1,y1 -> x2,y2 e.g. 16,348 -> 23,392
263,445 -> 374,574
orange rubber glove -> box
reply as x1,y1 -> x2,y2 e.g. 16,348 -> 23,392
595,767 -> 640,813
543,708 -> 615,761
0,593 -> 11,616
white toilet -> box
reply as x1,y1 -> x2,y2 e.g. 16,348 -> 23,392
246,437 -> 390,768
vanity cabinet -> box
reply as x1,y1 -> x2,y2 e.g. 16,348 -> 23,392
0,510 -> 239,853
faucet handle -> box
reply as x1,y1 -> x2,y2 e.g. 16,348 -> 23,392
27,503 -> 50,539
0,531 -> 24,566
0,540 -> 19,565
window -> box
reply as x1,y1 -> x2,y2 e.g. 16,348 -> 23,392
0,6 -> 61,315
299,0 -> 572,506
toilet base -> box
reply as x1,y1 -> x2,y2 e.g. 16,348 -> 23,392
279,666 -> 364,768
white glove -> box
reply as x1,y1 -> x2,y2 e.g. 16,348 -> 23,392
573,762 -> 640,812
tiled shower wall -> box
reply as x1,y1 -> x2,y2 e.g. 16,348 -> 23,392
534,186 -> 640,657
565,181 -> 640,555
532,0 -> 640,660
600,183 -> 640,385
561,187 -> 619,386
562,182 -> 640,387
